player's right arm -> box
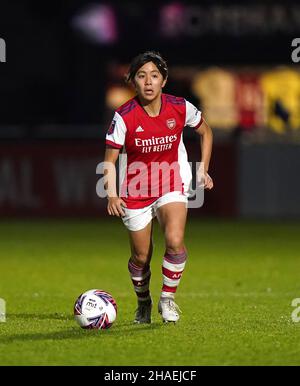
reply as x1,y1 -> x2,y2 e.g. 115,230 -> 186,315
103,147 -> 127,217
104,112 -> 127,217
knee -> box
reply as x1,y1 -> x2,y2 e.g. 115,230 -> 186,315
131,246 -> 153,267
165,234 -> 185,255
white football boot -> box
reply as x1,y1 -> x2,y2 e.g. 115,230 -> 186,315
158,297 -> 182,323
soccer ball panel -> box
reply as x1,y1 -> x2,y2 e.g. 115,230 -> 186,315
105,300 -> 117,323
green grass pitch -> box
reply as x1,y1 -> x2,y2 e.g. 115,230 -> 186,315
0,218 -> 300,366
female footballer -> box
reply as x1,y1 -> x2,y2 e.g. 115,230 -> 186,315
104,51 -> 213,323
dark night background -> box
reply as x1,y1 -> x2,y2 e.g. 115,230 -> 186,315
0,0 -> 297,125
0,0 -> 300,218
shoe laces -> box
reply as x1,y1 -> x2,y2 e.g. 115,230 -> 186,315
165,299 -> 182,315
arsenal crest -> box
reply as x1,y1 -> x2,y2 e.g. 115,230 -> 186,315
166,118 -> 176,130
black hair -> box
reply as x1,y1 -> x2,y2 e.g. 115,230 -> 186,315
125,51 -> 168,83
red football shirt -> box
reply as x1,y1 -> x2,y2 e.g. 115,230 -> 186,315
105,93 -> 202,209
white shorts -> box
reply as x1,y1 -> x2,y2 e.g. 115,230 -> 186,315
122,191 -> 188,232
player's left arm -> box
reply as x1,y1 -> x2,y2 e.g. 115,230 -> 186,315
195,118 -> 214,190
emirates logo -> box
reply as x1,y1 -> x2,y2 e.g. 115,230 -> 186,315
166,118 -> 176,130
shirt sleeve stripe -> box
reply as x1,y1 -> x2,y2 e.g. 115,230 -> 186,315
105,140 -> 123,149
193,116 -> 203,130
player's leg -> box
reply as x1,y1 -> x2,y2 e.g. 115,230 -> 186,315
128,220 -> 154,323
156,201 -> 188,322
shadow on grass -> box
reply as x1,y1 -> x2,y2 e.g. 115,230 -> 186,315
7,313 -> 74,321
0,317 -> 163,344
6,314 -> 163,327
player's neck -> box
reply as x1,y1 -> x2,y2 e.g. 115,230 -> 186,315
139,93 -> 162,117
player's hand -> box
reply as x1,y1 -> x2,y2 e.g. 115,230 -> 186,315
107,197 -> 127,217
197,168 -> 214,190
203,172 -> 214,190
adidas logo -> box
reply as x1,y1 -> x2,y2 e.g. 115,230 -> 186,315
135,126 -> 144,133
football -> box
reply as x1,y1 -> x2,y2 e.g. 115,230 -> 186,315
74,289 -> 117,329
